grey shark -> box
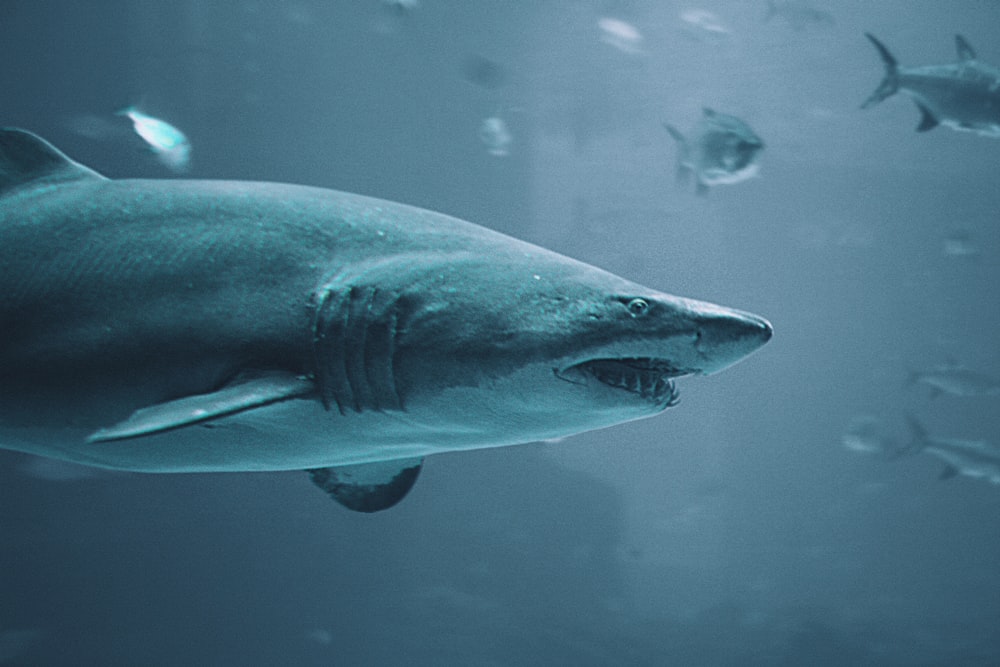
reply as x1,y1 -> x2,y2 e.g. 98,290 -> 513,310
0,128 -> 771,512
904,416 -> 1000,484
663,108 -> 764,196
862,33 -> 1000,137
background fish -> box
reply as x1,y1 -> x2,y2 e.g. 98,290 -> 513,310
663,108 -> 764,195
862,33 -> 1000,137
902,416 -> 1000,484
907,363 -> 1000,398
841,415 -> 900,457
763,1 -> 835,30
117,106 -> 191,172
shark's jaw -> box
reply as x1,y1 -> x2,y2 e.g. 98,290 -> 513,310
555,357 -> 690,409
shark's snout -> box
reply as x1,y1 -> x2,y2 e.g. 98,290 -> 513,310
691,306 -> 772,374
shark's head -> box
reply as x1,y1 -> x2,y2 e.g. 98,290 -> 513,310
313,243 -> 771,446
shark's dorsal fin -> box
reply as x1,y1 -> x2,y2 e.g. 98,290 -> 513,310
955,34 -> 976,62
87,372 -> 316,443
0,128 -> 105,197
308,458 -> 423,512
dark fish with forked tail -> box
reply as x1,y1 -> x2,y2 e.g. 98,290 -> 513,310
862,33 -> 1000,137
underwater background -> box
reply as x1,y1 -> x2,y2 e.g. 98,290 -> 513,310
2,1 -> 1000,664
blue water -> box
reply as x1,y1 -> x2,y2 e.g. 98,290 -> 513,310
2,2 -> 1000,664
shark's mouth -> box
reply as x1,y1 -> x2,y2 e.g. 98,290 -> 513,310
559,357 -> 688,407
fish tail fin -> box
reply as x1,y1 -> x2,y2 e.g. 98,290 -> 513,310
860,33 -> 899,109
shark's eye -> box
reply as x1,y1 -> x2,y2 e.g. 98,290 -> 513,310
626,298 -> 650,317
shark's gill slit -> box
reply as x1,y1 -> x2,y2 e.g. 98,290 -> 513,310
362,287 -> 403,412
385,306 -> 403,411
313,287 -> 351,415
345,285 -> 378,413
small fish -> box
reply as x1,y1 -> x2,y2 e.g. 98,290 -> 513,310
841,415 -> 898,457
479,116 -> 512,157
763,1 -> 834,30
903,415 -> 1000,484
907,363 -> 1000,398
462,54 -> 507,90
862,33 -> 1000,137
679,9 -> 731,37
304,629 -> 333,646
118,106 -> 191,172
942,230 -> 980,258
598,17 -> 643,55
663,108 -> 764,195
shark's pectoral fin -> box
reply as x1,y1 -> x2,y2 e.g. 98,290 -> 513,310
915,103 -> 940,132
308,458 -> 423,513
87,372 -> 316,443
938,464 -> 959,481
695,179 -> 709,196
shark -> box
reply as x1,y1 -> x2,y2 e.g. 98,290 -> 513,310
862,33 -> 1000,137
0,128 -> 771,512
903,416 -> 1000,484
